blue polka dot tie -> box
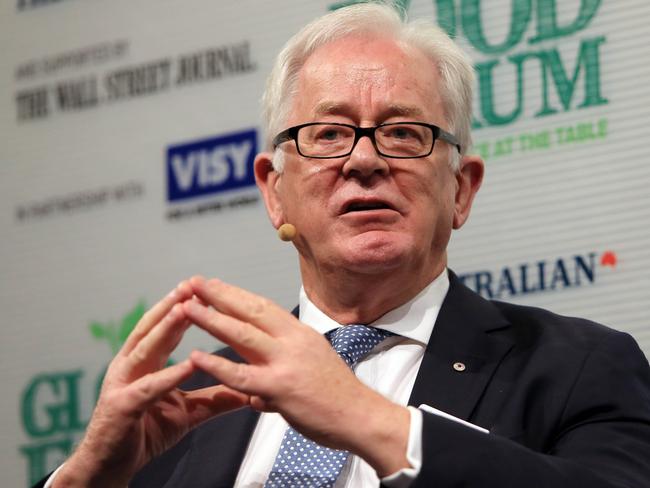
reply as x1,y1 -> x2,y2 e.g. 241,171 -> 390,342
264,325 -> 394,488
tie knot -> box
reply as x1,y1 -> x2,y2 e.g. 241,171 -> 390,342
326,324 -> 394,368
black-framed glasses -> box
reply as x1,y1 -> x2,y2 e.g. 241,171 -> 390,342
272,122 -> 461,159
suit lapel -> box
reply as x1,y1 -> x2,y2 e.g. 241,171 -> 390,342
130,346 -> 261,488
175,348 -> 261,488
174,310 -> 306,487
408,272 -> 514,424
180,406 -> 260,487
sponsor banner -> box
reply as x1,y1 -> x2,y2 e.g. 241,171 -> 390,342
167,128 -> 257,198
458,250 -> 617,300
166,127 -> 260,219
14,41 -> 256,122
15,181 -> 144,222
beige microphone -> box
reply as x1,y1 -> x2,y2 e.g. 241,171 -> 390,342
277,223 -> 297,242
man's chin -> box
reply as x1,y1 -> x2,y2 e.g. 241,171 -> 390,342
335,232 -> 413,274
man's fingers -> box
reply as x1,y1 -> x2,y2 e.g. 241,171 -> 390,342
183,385 -> 251,429
183,300 -> 275,362
123,360 -> 195,412
189,276 -> 291,336
122,304 -> 190,378
190,350 -> 268,396
121,280 -> 194,356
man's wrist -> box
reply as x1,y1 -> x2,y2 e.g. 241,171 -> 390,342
344,388 -> 411,477
53,448 -> 129,488
381,406 -> 423,487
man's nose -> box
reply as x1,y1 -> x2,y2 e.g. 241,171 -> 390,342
341,135 -> 390,180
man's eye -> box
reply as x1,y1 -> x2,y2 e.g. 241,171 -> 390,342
388,127 -> 418,140
311,127 -> 350,144
319,129 -> 341,141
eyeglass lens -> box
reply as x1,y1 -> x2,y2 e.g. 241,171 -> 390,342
297,123 -> 434,158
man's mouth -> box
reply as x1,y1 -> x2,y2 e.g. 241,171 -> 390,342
343,200 -> 394,214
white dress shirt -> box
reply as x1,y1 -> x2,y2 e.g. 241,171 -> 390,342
234,270 -> 450,488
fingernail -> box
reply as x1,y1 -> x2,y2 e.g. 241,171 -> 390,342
189,275 -> 205,289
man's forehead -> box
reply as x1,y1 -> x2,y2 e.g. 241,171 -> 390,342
288,36 -> 443,124
300,36 -> 422,83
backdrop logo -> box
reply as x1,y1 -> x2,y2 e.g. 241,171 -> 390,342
458,250 -> 617,299
165,128 -> 259,219
167,129 -> 256,201
450,0 -> 607,129
19,301 -> 146,486
331,0 -> 609,160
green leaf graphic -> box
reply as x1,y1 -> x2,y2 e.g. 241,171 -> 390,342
89,300 -> 147,357
90,322 -> 106,339
119,300 -> 146,343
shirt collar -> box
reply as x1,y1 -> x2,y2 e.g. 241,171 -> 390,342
298,269 -> 449,345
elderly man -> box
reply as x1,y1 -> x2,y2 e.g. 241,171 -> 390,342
39,4 -> 650,488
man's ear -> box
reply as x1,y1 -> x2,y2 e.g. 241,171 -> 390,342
452,154 -> 484,229
254,152 -> 284,228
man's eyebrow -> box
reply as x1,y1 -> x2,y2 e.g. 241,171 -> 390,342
381,104 -> 425,119
313,101 -> 354,116
312,102 -> 425,120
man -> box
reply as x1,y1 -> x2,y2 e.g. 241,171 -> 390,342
40,3 -> 650,488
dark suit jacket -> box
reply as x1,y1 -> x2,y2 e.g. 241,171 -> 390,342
37,274 -> 650,487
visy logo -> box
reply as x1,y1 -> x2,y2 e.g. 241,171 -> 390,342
166,128 -> 257,202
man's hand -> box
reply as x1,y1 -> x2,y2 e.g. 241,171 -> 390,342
184,276 -> 411,478
55,283 -> 249,488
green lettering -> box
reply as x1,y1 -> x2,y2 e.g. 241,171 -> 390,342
535,47 -> 558,117
434,0 -> 457,37
96,365 -> 108,401
519,130 -> 551,151
21,370 -> 86,437
539,36 -> 608,113
556,124 -> 574,143
473,141 -> 490,159
328,0 -> 411,15
530,0 -> 601,44
462,0 -> 531,55
493,137 -> 514,156
475,52 -> 537,126
20,437 -> 73,485
555,118 -> 608,145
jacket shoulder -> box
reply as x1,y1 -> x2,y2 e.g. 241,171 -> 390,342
490,299 -> 643,357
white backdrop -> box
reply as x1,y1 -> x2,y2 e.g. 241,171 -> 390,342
1,1 -> 649,486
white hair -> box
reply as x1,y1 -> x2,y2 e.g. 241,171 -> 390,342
262,2 -> 475,172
